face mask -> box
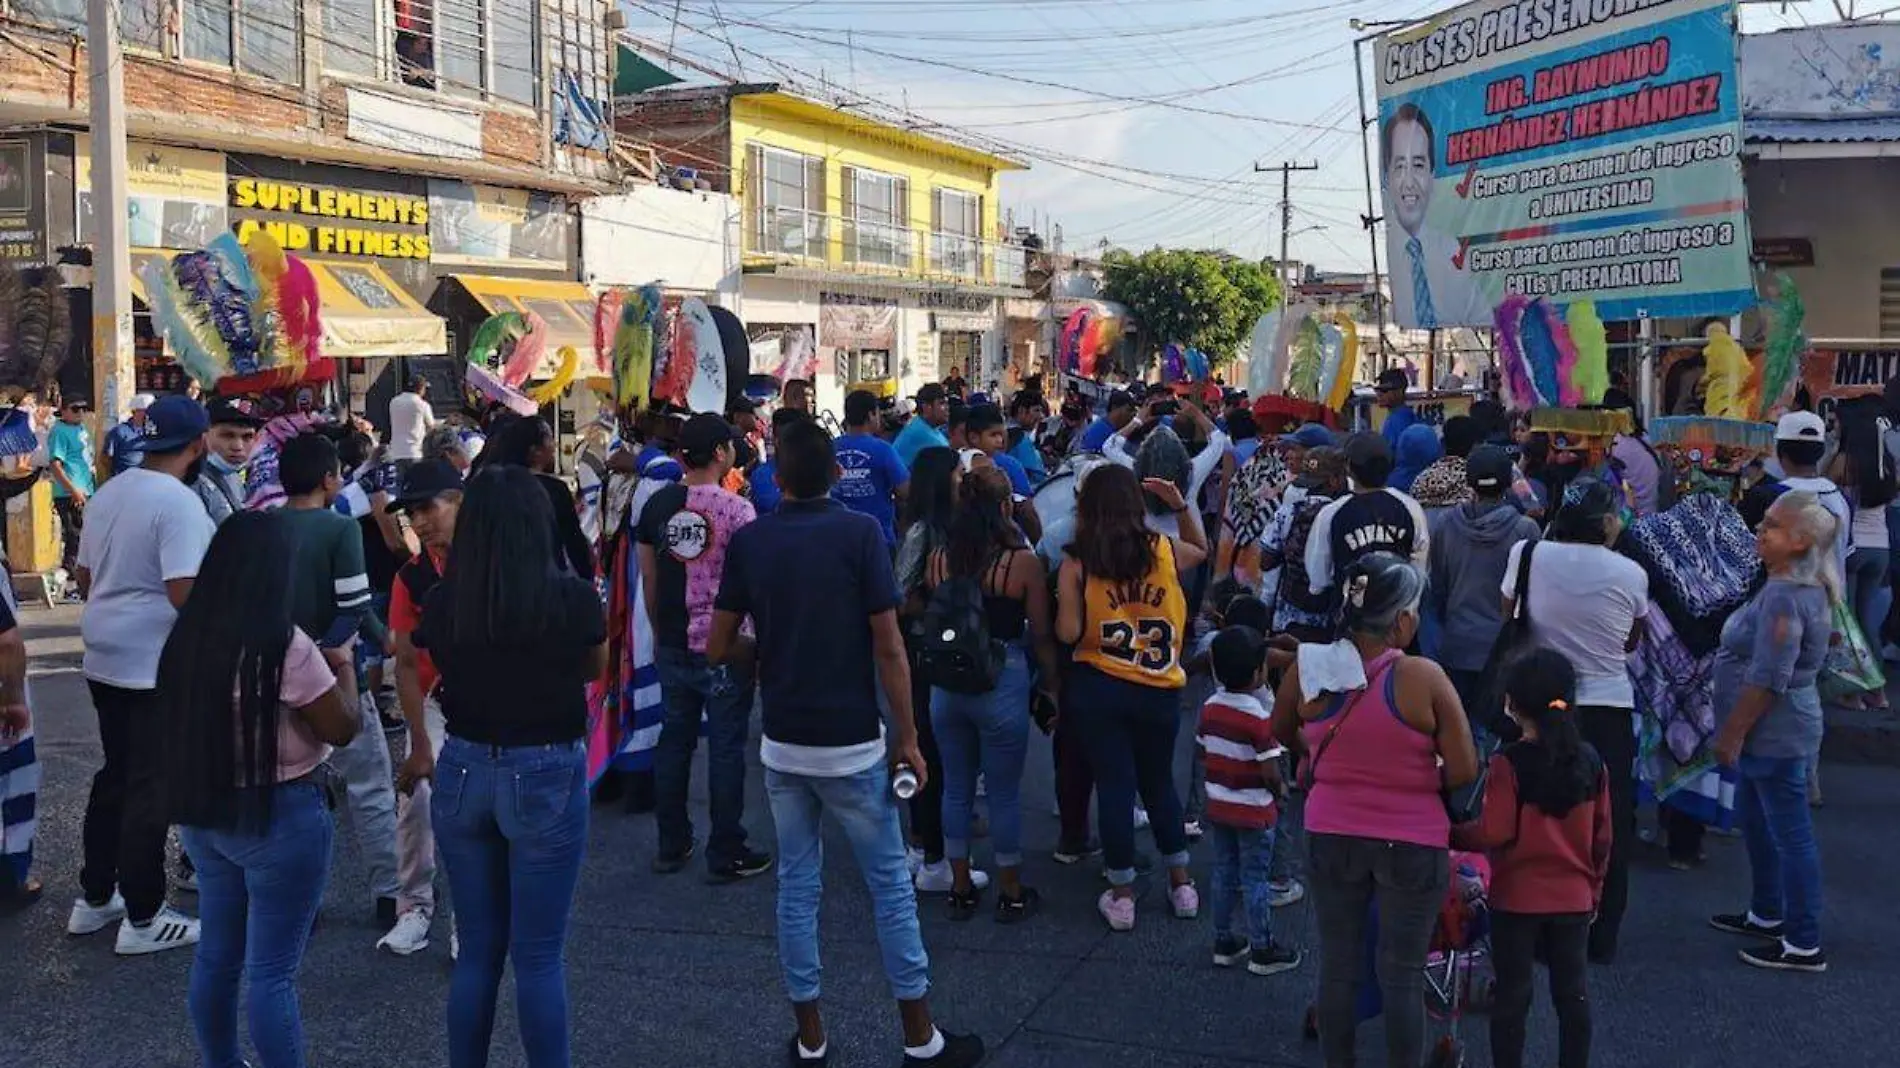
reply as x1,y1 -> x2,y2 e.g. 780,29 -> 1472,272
207,452 -> 240,475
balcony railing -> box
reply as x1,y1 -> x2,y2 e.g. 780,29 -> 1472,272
746,206 -> 1030,288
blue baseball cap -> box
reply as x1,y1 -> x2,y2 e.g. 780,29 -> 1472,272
1287,423 -> 1335,449
141,394 -> 210,452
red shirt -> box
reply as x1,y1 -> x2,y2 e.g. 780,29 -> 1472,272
1452,751 -> 1613,915
389,548 -> 445,695
1195,690 -> 1283,830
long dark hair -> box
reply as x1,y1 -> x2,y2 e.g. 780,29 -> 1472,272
474,414 -> 551,471
945,465 -> 1023,577
438,465 -> 561,644
906,446 -> 959,535
158,513 -> 299,832
1836,395 -> 1895,509
1070,463 -> 1157,583
1548,476 -> 1618,545
1502,648 -> 1601,818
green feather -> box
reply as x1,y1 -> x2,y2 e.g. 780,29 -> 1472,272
1759,273 -> 1805,419
1286,317 -> 1324,399
1566,301 -> 1610,405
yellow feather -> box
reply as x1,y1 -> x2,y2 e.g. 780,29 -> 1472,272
529,346 -> 580,406
1702,323 -> 1750,421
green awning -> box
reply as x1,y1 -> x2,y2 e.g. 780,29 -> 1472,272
615,46 -> 684,96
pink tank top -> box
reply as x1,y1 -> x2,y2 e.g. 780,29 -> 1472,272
1301,649 -> 1449,849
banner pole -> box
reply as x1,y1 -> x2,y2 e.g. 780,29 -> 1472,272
1353,36 -> 1390,376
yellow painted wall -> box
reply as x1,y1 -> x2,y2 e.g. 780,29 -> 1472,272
730,93 -> 1011,272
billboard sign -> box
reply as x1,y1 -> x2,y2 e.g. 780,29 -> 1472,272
1374,0 -> 1753,328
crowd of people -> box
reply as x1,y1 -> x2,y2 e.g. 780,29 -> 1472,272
0,358 -> 1871,1068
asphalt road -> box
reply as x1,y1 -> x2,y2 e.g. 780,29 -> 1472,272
5,605 -> 1898,1068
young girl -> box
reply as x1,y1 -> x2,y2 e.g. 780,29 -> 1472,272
1453,648 -> 1612,1068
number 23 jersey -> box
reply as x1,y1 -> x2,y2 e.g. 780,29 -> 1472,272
1073,535 -> 1188,689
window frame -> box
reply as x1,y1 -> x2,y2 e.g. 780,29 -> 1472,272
841,164 -> 910,269
746,143 -> 826,260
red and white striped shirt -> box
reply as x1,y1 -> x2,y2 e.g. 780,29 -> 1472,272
1196,690 -> 1284,830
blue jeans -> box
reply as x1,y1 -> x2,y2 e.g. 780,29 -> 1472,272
433,736 -> 589,1068
1846,547 -> 1890,657
653,645 -> 756,865
1209,822 -> 1277,945
180,782 -> 333,1068
931,646 -> 1032,867
1736,753 -> 1824,951
764,762 -> 930,1003
1067,665 -> 1192,885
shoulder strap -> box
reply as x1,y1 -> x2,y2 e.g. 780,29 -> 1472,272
1509,540 -> 1537,624
1302,655 -> 1397,791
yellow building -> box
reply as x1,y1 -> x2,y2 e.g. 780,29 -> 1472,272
617,84 -> 1031,406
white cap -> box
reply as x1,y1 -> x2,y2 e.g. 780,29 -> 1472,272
129,393 -> 156,412
1774,411 -> 1825,444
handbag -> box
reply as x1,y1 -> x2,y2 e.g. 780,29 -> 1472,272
1819,595 -> 1886,702
1472,541 -> 1539,734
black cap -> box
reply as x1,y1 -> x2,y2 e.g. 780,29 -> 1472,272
1467,444 -> 1514,491
916,383 -> 948,405
679,413 -> 736,458
1105,389 -> 1136,412
386,458 -> 463,514
207,396 -> 265,428
1376,368 -> 1409,392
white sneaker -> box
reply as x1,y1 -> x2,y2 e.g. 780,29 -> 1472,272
115,906 -> 200,955
68,891 -> 126,935
1134,806 -> 1151,830
1267,878 -> 1306,908
376,910 -> 432,956
914,860 -> 990,894
450,929 -> 459,961
906,847 -> 925,876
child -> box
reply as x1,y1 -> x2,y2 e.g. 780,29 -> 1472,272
1217,595 -> 1306,908
1453,648 -> 1612,1068
1198,625 -> 1302,976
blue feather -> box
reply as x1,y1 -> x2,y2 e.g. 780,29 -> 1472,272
637,284 -> 664,326
1186,347 -> 1209,380
207,233 -> 260,303
1520,298 -> 1562,407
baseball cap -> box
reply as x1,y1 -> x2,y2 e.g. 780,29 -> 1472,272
679,412 -> 736,458
207,396 -> 264,428
1375,369 -> 1409,392
1287,423 -> 1335,449
1467,444 -> 1514,491
129,392 -> 156,412
1775,411 -> 1826,444
916,383 -> 948,405
1105,389 -> 1137,412
386,458 -> 463,514
140,395 -> 209,451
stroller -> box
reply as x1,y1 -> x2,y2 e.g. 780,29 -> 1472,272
1301,850 -> 1494,1068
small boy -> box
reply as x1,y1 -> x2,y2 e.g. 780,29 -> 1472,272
1216,596 -> 1307,909
1198,625 -> 1302,975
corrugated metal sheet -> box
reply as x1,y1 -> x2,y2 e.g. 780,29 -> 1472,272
1746,117 -> 1900,144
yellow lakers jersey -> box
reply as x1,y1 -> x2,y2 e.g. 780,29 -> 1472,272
1073,535 -> 1188,689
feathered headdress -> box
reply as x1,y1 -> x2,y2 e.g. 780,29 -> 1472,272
592,289 -> 624,379
1185,346 -> 1209,381
614,286 -> 659,408
1323,312 -> 1358,412
1285,317 -> 1325,400
1246,310 -> 1283,397
1162,342 -> 1186,383
464,311 -> 539,417
0,266 -> 72,397
1060,307 -> 1091,376
144,232 -> 329,393
1493,294 -> 1537,411
1565,301 -> 1609,405
1758,273 -> 1806,419
1702,321 -> 1753,421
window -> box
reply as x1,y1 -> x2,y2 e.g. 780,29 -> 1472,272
841,166 -> 909,269
491,0 -> 538,105
121,0 -> 172,51
436,0 -> 483,99
238,0 -> 301,82
323,0 -> 379,76
1883,268 -> 1900,340
183,0 -> 234,64
931,188 -> 981,277
549,0 -> 607,148
11,0 -> 84,33
745,144 -> 825,259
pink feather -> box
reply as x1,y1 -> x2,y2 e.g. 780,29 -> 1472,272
277,256 -> 321,367
1493,294 -> 1535,412
593,290 -> 622,376
502,312 -> 548,388
1543,301 -> 1583,407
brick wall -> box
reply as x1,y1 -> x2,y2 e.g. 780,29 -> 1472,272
483,109 -> 545,171
614,94 -> 732,191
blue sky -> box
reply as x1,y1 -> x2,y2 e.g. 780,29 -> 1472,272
623,0 -> 1847,273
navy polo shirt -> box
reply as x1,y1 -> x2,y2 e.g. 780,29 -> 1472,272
714,497 -> 899,749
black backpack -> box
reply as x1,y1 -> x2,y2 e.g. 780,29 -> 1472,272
1278,493 -> 1340,619
911,572 -> 1004,695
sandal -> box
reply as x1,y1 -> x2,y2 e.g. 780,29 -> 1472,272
994,885 -> 1041,924
946,885 -> 982,922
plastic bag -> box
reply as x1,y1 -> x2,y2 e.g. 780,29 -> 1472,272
1819,597 -> 1886,703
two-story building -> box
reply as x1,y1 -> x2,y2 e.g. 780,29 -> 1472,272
617,83 -> 1031,412
0,0 -> 620,418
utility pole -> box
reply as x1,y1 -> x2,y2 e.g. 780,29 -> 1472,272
1256,160 -> 1318,308
87,0 -> 134,464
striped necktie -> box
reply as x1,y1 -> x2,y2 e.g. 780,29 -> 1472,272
1407,236 -> 1437,328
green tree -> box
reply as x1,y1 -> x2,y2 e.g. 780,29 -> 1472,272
1101,248 -> 1280,371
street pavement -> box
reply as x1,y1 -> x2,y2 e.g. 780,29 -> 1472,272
5,604 -> 1899,1068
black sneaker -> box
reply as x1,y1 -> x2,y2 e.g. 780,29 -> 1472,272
1053,838 -> 1102,865
1212,934 -> 1250,967
707,849 -> 774,884
1247,942 -> 1304,976
902,1031 -> 985,1067
946,885 -> 983,922
1740,943 -> 1827,973
375,896 -> 398,930
1709,913 -> 1784,940
994,886 -> 1041,925
785,1034 -> 829,1067
651,842 -> 696,875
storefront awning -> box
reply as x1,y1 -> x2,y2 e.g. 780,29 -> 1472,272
439,273 -> 597,377
304,259 -> 447,359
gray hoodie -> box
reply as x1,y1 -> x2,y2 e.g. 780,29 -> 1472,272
1427,497 -> 1540,672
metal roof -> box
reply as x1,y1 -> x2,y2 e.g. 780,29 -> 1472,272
1745,117 -> 1900,144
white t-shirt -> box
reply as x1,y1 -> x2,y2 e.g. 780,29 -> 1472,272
1778,475 -> 1851,569
78,469 -> 217,689
388,392 -> 435,462
1501,540 -> 1648,708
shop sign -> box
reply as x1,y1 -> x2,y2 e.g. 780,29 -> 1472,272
1800,347 -> 1900,420
820,292 -> 897,350
428,180 -> 571,269
1752,237 -> 1813,267
1367,391 -> 1475,431
0,139 -> 43,265
230,176 -> 432,259
918,290 -> 990,312
933,311 -> 993,333
76,135 -> 228,250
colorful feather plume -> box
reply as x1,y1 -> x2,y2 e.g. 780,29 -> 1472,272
277,254 -> 321,372
654,303 -> 695,404
1565,301 -> 1609,405
1325,313 -> 1359,412
1493,294 -> 1536,411
1185,346 -> 1209,381
1060,308 -> 1090,375
1269,305 -> 1311,391
1286,317 -> 1325,400
141,256 -> 228,387
593,289 -> 623,377
612,297 -> 649,409
246,232 -> 287,368
1315,322 -> 1345,409
502,311 -> 549,388
1517,298 -> 1566,408
1759,273 -> 1806,419
529,346 -> 580,405
1702,322 -> 1751,420
1162,342 -> 1185,383
1246,311 -> 1282,397
466,312 -> 528,375
1078,316 -> 1108,379
0,270 -> 71,395
1538,300 -> 1582,407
